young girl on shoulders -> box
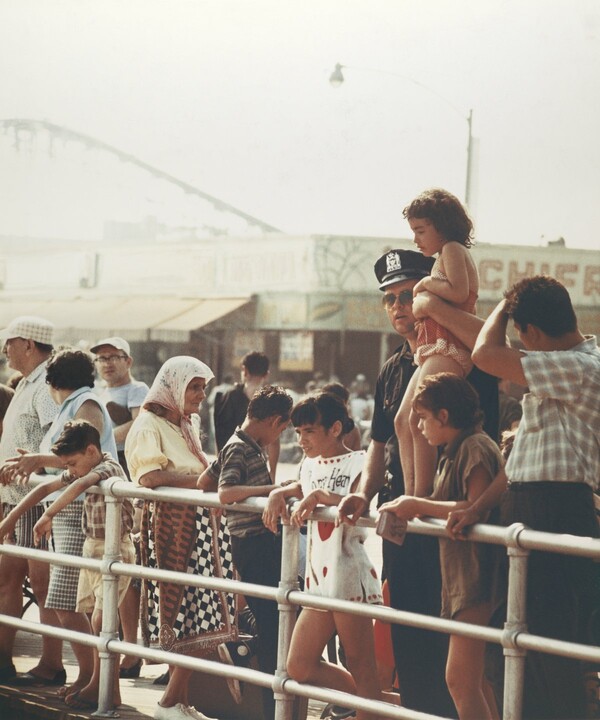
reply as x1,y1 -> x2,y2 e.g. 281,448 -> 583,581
395,188 -> 480,497
382,373 -> 503,720
264,391 -> 382,720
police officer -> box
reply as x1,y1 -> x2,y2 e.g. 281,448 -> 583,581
338,249 -> 498,717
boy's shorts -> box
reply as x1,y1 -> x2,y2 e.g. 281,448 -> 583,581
76,536 -> 135,613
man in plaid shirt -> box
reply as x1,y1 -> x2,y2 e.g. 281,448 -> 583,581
448,275 -> 600,720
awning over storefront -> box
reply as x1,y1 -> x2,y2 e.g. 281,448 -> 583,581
0,296 -> 251,343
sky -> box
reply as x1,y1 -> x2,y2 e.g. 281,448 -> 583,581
1,0 -> 600,251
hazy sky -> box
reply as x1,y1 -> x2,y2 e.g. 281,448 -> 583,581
2,0 -> 600,250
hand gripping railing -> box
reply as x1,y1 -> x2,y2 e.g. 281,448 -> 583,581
1,477 -> 599,720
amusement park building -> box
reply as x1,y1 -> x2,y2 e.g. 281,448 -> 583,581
0,233 -> 598,389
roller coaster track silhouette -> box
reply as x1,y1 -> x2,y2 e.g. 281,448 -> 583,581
1,118 -> 281,234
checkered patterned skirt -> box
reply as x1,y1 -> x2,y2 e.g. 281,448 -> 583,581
45,499 -> 85,612
140,501 -> 237,656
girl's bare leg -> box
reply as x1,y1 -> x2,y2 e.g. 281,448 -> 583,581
446,604 -> 495,720
413,355 -> 465,497
287,609 -> 356,695
394,369 -> 421,496
335,611 -> 381,720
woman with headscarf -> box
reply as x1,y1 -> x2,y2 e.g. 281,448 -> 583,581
125,356 -> 236,720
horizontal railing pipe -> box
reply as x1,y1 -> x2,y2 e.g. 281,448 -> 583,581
3,475 -> 598,720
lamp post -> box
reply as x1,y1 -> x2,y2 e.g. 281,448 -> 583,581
329,62 -> 474,207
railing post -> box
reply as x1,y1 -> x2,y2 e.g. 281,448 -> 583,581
502,523 -> 529,720
274,522 -> 300,720
96,486 -> 123,717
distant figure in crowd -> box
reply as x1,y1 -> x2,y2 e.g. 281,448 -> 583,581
213,351 -> 280,479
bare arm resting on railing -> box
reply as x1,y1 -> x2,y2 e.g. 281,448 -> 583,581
33,470 -> 103,545
0,476 -> 64,542
336,439 -> 386,526
138,469 -> 202,490
380,462 -> 497,523
446,467 -> 508,538
262,481 -> 302,533
291,485 -> 353,527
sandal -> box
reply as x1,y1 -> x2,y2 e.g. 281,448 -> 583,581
64,690 -> 98,712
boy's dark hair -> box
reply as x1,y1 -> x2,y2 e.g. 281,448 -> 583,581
46,348 -> 95,390
291,391 -> 355,435
242,351 -> 270,377
51,419 -> 102,456
247,385 -> 292,422
403,188 -> 474,248
321,382 -> 350,404
413,372 -> 483,430
504,275 -> 577,337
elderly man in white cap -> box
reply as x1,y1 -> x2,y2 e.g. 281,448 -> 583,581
0,316 -> 65,685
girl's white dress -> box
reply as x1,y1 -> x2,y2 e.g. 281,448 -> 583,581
299,450 -> 382,604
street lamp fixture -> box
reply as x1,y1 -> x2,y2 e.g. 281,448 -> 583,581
329,62 -> 475,207
329,63 -> 345,88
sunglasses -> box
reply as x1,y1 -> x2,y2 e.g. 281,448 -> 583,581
382,290 -> 413,309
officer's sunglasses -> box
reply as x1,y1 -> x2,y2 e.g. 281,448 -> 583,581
382,290 -> 413,309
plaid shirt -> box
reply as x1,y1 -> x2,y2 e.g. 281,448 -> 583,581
206,428 -> 271,538
60,454 -> 134,539
505,335 -> 600,490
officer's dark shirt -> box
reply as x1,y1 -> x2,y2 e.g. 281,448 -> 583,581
370,340 -> 499,501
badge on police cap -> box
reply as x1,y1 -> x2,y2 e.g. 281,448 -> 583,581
374,249 -> 434,290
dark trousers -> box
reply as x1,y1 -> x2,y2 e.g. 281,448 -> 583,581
488,482 -> 600,720
231,532 -> 282,720
383,533 -> 458,718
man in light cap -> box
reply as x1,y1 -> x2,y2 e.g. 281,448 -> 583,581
0,316 -> 64,685
337,250 -> 498,717
90,337 -> 148,677
90,337 -> 148,475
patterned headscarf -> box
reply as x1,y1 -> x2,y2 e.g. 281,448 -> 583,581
143,356 -> 214,464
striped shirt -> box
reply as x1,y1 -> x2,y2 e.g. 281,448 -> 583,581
206,429 -> 271,538
505,335 -> 600,490
59,454 -> 134,539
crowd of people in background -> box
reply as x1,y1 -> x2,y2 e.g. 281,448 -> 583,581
0,187 -> 598,720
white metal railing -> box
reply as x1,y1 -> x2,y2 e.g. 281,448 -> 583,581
0,477 -> 599,720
